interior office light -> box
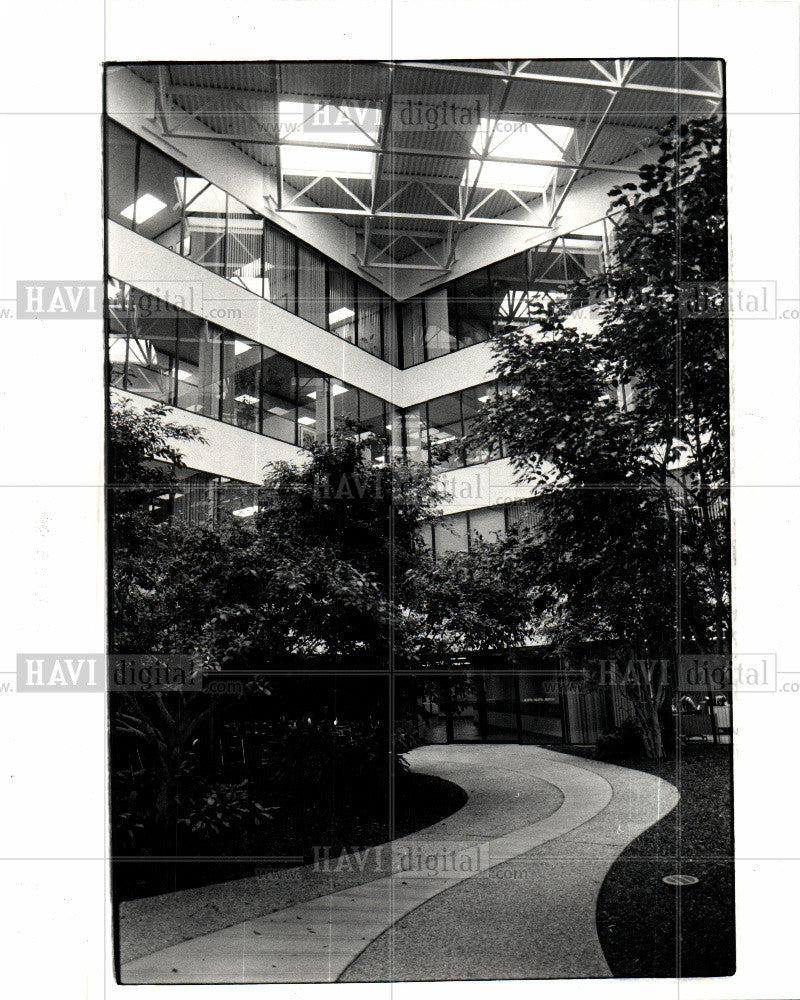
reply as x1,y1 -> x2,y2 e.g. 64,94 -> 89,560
120,193 -> 168,223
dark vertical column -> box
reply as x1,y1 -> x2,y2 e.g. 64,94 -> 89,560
443,681 -> 454,744
476,673 -> 489,742
513,673 -> 523,744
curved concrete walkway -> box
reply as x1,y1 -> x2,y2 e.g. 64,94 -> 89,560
121,745 -> 678,984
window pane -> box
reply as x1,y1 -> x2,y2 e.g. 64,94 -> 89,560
264,224 -> 296,312
401,299 -> 425,367
136,142 -> 185,245
220,335 -> 262,431
295,365 -> 329,446
261,350 -> 297,444
108,287 -> 177,404
328,264 -> 356,343
297,245 -> 327,329
426,393 -> 462,469
356,279 -> 382,356
381,300 -> 398,366
461,382 -> 498,464
451,269 -> 492,348
424,288 -> 453,359
217,479 -> 260,520
176,312 -> 222,419
401,404 -> 429,464
225,198 -> 264,295
489,252 -> 531,332
183,177 -> 228,276
172,470 -> 216,525
331,379 -> 359,436
358,390 -> 388,463
105,122 -> 137,231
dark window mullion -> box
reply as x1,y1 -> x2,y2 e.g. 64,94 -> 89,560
378,292 -> 385,360
293,359 -> 299,447
217,329 -> 225,422
258,345 -> 265,434
171,309 -> 180,407
459,390 -> 467,466
292,236 -> 299,315
260,220 -> 267,301
324,260 -> 331,333
222,195 -> 230,278
132,137 -> 141,232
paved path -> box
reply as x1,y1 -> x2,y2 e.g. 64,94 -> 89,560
121,745 -> 678,984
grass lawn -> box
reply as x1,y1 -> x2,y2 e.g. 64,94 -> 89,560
593,742 -> 735,977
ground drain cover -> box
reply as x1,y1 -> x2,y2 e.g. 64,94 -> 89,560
662,874 -> 699,886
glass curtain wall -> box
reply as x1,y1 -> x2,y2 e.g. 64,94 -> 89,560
108,281 -> 391,454
402,381 -> 501,469
105,120 -> 398,362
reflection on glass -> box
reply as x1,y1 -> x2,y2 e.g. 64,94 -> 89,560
328,264 -> 357,343
296,364 -> 329,446
401,299 -> 425,367
107,287 -> 177,404
357,280 -> 382,357
489,252 -> 531,332
264,225 -> 296,312
136,142 -> 184,243
105,126 -> 399,363
426,393 -> 462,469
450,269 -> 492,348
461,382 -> 498,463
358,390 -> 388,463
297,246 -> 327,329
175,312 -> 222,419
401,404 -> 428,464
183,179 -> 228,275
423,288 -> 452,359
261,350 -> 297,444
226,198 -> 264,295
221,334 -> 262,431
105,122 -> 137,230
331,378 -> 359,436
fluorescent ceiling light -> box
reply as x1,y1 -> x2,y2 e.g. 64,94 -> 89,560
465,120 -> 573,192
120,193 -> 167,223
232,505 -> 258,518
279,100 -> 380,179
177,368 -> 196,381
306,385 -> 348,400
328,306 -> 356,326
235,393 -> 259,406
234,339 -> 255,355
267,404 -> 291,415
298,415 -> 316,426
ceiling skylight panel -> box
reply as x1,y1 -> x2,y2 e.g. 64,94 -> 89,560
465,119 -> 574,192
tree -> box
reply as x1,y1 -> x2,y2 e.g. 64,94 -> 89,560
471,117 -> 728,757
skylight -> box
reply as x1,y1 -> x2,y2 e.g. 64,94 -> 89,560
279,100 -> 381,179
465,120 -> 573,192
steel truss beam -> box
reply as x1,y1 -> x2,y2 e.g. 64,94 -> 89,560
379,60 -> 723,100
158,124 -> 642,175
151,56 -> 721,276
